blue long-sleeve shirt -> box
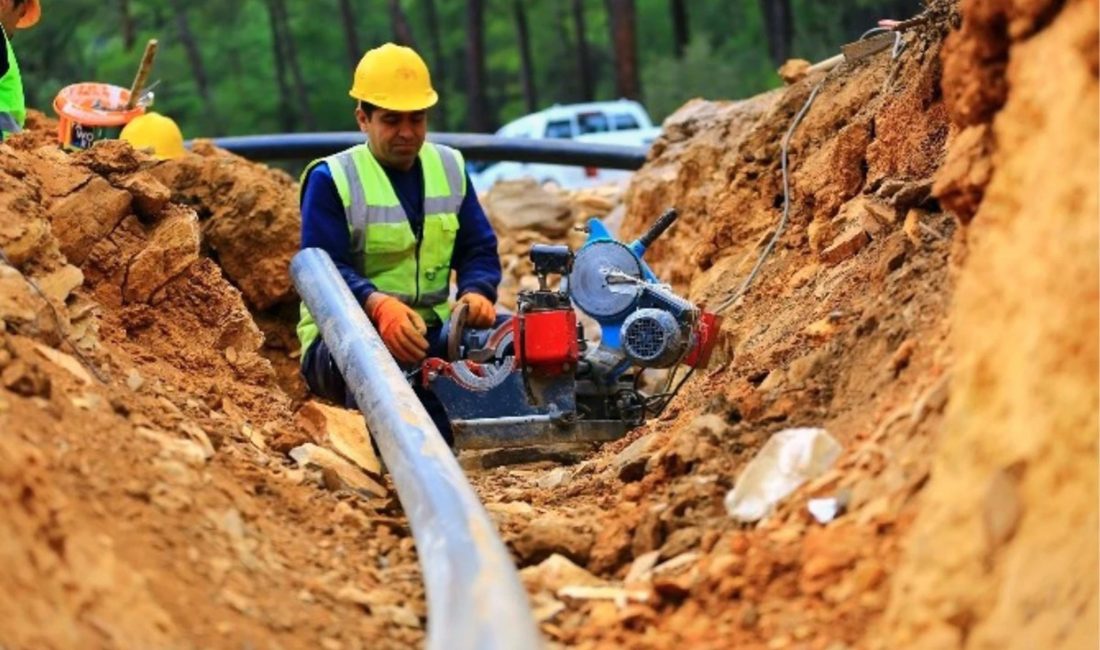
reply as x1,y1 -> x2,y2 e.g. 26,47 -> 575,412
300,157 -> 502,307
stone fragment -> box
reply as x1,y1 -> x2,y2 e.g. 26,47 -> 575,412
983,467 -> 1022,550
123,207 -> 200,303
820,227 -> 870,266
289,443 -> 387,498
296,401 -> 380,476
27,146 -> 94,196
0,216 -> 48,267
520,553 -> 606,594
778,58 -> 812,84
1,358 -> 50,397
33,343 -> 93,384
659,526 -> 702,560
613,432 -> 656,483
48,177 -> 133,264
35,264 -> 84,304
0,265 -> 40,325
116,171 -> 172,219
514,515 -> 594,565
903,208 -> 927,245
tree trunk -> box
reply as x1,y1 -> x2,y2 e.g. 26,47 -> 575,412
464,0 -> 492,132
269,0 -> 316,130
605,0 -> 641,100
119,0 -> 135,51
337,0 -> 361,70
165,0 -> 222,132
670,0 -> 689,58
513,0 -> 538,113
424,0 -> 450,130
570,0 -> 594,102
263,0 -> 296,131
387,0 -> 418,48
758,0 -> 793,67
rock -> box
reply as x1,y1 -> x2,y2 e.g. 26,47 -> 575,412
788,349 -> 828,387
295,401 -> 380,476
876,177 -> 933,210
557,585 -> 650,606
889,338 -> 917,374
27,147 -> 94,196
126,368 -> 145,391
375,605 -> 421,629
0,215 -> 48,267
932,123 -> 993,223
289,443 -> 387,498
485,500 -> 535,518
982,467 -> 1022,550
778,58 -> 812,84
32,343 -> 93,385
879,233 -> 909,276
115,171 -> 171,219
624,550 -> 662,585
123,206 -> 201,303
820,227 -> 870,266
48,177 -> 133,264
514,515 -> 594,565
0,265 -> 41,326
903,208 -> 927,246
35,264 -> 84,304
660,526 -> 702,560
807,219 -> 834,253
137,427 -> 210,467
483,179 -> 575,237
1,358 -> 50,397
613,433 -> 656,483
536,467 -> 572,489
632,510 -> 665,558
520,553 -> 606,594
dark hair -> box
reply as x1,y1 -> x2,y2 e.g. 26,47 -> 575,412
358,101 -> 378,118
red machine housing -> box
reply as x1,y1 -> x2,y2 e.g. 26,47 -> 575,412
683,311 -> 722,368
514,309 -> 578,374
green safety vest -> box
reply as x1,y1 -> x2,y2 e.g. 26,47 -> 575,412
296,141 -> 467,358
0,26 -> 25,139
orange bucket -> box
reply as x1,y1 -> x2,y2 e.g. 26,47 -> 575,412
53,83 -> 146,151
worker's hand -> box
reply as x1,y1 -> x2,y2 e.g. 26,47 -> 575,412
457,292 -> 496,328
366,294 -> 429,364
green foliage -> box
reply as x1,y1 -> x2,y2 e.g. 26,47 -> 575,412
642,38 -> 776,123
11,0 -> 919,139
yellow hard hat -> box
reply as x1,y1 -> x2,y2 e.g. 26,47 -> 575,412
349,43 -> 438,112
120,112 -> 186,160
17,0 -> 41,28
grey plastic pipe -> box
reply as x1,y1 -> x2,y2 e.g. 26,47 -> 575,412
290,248 -> 541,650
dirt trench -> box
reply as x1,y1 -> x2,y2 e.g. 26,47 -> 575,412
0,0 -> 1096,648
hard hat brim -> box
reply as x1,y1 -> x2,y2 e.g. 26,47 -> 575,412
349,89 -> 439,113
17,0 -> 40,28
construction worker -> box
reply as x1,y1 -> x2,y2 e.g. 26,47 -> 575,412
0,0 -> 39,139
296,43 -> 501,445
120,112 -> 187,159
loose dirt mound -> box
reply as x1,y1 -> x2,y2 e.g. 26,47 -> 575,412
0,139 -> 426,649
468,2 -> 1096,649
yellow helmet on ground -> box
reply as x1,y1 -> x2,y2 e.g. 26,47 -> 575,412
120,112 -> 186,160
350,43 -> 438,112
17,0 -> 40,28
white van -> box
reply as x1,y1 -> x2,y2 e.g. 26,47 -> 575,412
471,100 -> 660,193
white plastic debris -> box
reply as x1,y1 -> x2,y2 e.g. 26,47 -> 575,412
808,497 -> 842,524
724,427 -> 842,522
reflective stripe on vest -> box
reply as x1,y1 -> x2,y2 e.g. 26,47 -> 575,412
296,142 -> 466,357
0,26 -> 26,139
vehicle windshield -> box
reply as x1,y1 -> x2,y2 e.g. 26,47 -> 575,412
545,119 -> 574,138
577,111 -> 610,135
611,113 -> 640,130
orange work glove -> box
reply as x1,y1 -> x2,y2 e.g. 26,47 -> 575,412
366,295 -> 429,364
457,292 -> 496,328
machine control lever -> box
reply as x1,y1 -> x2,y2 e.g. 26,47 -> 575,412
635,208 -> 679,251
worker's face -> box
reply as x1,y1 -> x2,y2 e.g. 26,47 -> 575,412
358,107 -> 427,171
0,0 -> 28,34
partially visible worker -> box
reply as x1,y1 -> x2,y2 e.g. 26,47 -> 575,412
120,112 -> 187,159
296,43 -> 501,445
0,0 -> 40,139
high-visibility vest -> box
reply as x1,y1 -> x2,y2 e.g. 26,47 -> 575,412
0,26 -> 26,139
296,142 -> 466,357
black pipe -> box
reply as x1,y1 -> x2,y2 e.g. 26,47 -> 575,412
190,132 -> 649,169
